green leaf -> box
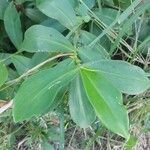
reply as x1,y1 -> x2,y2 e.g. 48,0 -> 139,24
13,59 -> 78,122
0,62 -> 8,87
81,68 -> 129,138
126,135 -> 137,150
78,31 -> 109,60
36,0 -> 77,29
11,55 -> 31,75
4,2 -> 23,49
78,47 -> 107,63
21,25 -> 75,52
69,75 -> 96,128
0,0 -> 8,20
85,60 -> 150,95
25,8 -> 48,23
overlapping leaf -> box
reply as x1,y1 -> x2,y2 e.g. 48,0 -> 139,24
69,75 -> 96,128
84,60 -> 150,95
0,62 -> 8,87
4,2 -> 23,49
21,25 -> 75,52
80,68 -> 129,138
77,31 -> 109,62
36,0 -> 77,29
13,59 -> 78,122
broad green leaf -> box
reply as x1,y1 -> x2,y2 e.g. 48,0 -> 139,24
80,68 -> 129,138
21,25 -> 75,52
36,0 -> 77,29
0,53 -> 11,65
30,52 -> 49,67
69,75 -> 96,128
85,60 -> 150,95
4,2 -> 23,49
11,55 -> 31,75
0,62 -> 8,87
13,59 -> 78,122
48,87 -> 67,112
0,0 -> 8,20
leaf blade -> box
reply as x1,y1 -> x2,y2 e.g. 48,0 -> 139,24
84,60 -> 150,95
69,75 -> 96,128
0,62 -> 8,87
4,2 -> 23,49
21,25 -> 75,52
13,59 -> 77,122
36,0 -> 77,29
81,68 -> 129,138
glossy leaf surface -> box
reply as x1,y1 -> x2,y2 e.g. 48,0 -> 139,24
81,68 -> 129,138
36,0 -> 77,29
0,62 -> 8,87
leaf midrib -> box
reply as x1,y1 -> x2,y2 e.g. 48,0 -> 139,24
82,71 -> 128,137
28,67 -> 78,103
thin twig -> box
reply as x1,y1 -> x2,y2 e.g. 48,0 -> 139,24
6,53 -> 73,85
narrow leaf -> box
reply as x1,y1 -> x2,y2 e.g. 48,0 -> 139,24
69,75 -> 96,128
11,55 -> 31,75
4,2 -> 23,49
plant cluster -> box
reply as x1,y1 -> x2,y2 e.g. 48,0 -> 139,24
0,0 -> 150,149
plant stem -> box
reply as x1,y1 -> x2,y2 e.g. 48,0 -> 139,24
6,53 -> 73,85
